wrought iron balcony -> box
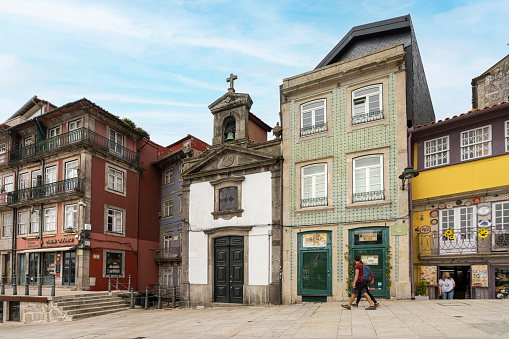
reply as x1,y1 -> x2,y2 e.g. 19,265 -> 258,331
418,227 -> 509,257
352,190 -> 385,203
300,123 -> 327,137
154,247 -> 181,262
352,110 -> 384,125
8,128 -> 140,165
301,196 -> 328,208
7,177 -> 84,204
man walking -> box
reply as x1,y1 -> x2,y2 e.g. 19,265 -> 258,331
342,255 -> 376,310
353,260 -> 380,308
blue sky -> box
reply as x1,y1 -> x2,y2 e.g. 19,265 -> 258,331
0,0 -> 508,146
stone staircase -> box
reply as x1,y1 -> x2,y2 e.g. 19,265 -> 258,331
52,292 -> 129,321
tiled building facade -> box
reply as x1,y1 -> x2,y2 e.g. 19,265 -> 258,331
281,16 -> 435,303
153,135 -> 208,288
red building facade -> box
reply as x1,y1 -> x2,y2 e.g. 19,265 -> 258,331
0,97 -> 169,291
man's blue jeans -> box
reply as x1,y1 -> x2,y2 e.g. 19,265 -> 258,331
442,290 -> 454,299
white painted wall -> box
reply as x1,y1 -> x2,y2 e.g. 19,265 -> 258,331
188,231 -> 208,284
189,171 -> 272,230
248,226 -> 271,285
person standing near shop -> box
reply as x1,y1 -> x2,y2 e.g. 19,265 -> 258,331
342,255 -> 376,310
439,272 -> 456,299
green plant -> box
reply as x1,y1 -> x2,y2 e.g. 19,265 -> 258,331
385,245 -> 392,291
416,280 -> 428,296
343,245 -> 353,295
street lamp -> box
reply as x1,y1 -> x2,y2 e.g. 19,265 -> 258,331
399,166 -> 419,190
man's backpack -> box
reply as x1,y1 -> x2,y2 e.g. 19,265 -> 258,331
361,264 -> 372,281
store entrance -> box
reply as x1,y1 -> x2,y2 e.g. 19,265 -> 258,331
439,266 -> 471,299
62,251 -> 76,286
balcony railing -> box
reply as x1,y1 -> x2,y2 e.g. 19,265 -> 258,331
352,110 -> 384,125
7,177 -> 84,204
154,247 -> 181,262
418,227 -> 509,256
352,190 -> 385,203
8,128 -> 140,165
301,196 -> 328,208
300,123 -> 327,137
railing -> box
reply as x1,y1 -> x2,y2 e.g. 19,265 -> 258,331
352,110 -> 384,125
152,284 -> 180,308
154,247 -> 182,261
0,192 -> 8,206
7,178 -> 84,204
301,196 -> 328,208
418,227 -> 509,256
352,190 -> 385,203
300,123 -> 327,137
108,275 -> 132,294
9,128 -> 140,165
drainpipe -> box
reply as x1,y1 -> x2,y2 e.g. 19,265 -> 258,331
279,155 -> 284,305
39,160 -> 44,248
408,131 -> 415,299
11,167 -> 19,284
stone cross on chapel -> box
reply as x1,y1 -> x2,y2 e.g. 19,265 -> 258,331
226,73 -> 237,93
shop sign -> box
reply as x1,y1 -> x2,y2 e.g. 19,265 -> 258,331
391,224 -> 407,236
361,255 -> 378,265
472,265 -> 488,287
46,237 -> 74,245
359,233 -> 377,242
302,233 -> 327,248
420,266 -> 437,285
27,239 -> 39,248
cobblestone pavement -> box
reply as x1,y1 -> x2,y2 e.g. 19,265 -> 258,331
1,300 -> 509,338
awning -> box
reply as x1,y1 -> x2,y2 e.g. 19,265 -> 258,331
17,246 -> 75,254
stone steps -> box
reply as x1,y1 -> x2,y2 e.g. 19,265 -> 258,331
51,292 -> 129,321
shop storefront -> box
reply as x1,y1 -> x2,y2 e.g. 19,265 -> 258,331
297,231 -> 332,302
17,246 -> 75,286
349,227 -> 390,298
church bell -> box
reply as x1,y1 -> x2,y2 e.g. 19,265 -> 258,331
225,132 -> 235,141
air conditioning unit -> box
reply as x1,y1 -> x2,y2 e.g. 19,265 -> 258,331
492,231 -> 509,252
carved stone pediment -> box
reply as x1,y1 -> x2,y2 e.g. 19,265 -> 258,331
185,144 -> 276,177
208,93 -> 253,114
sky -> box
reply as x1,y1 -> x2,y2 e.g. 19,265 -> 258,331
0,0 -> 508,146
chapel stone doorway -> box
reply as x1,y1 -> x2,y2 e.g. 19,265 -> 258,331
214,236 -> 244,303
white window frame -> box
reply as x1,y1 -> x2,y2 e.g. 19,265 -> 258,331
0,143 -> 6,154
505,120 -> 509,152
440,207 -> 476,239
163,269 -> 172,287
493,202 -> 509,231
3,214 -> 12,237
31,170 -> 41,187
68,119 -> 82,132
109,129 -> 124,154
424,136 -> 449,168
178,195 -> 182,216
301,163 -> 327,207
353,154 -> 384,194
48,126 -> 61,138
163,199 -> 174,218
18,211 -> 27,235
163,168 -> 174,185
107,208 -> 123,234
108,167 -> 124,193
300,99 -> 327,136
64,204 -> 78,231
43,207 -> 56,232
163,235 -> 173,250
460,125 -> 492,161
24,136 -> 33,146
352,84 -> 383,125
19,172 -> 29,189
29,210 -> 39,234
65,160 -> 78,180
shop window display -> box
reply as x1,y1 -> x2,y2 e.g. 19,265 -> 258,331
495,269 -> 509,299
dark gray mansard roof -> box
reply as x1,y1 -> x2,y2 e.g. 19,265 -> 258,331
316,15 -> 435,126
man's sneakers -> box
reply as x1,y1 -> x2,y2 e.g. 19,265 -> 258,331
341,304 -> 351,310
352,303 -> 359,307
365,306 -> 377,310
375,302 -> 380,307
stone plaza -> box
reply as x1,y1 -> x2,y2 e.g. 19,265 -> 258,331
1,300 -> 509,338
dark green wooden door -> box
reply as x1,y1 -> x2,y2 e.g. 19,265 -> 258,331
19,254 -> 26,285
42,252 -> 55,285
298,231 -> 332,296
352,248 -> 386,297
28,253 -> 38,285
214,236 -> 244,303
62,252 -> 75,286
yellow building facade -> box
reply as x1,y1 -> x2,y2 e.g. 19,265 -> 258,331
410,102 -> 509,299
